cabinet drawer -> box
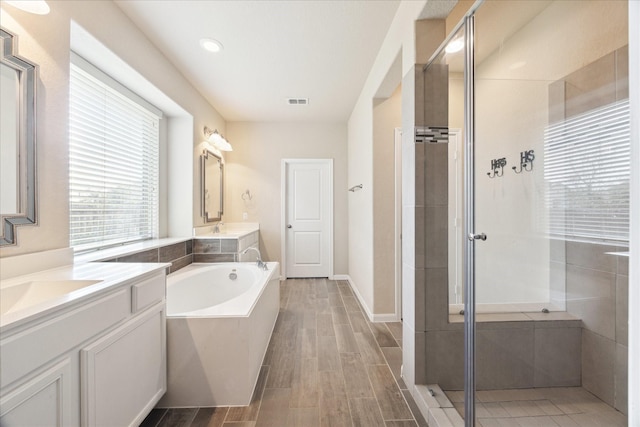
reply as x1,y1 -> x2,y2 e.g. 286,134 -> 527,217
1,289 -> 129,388
131,274 -> 165,313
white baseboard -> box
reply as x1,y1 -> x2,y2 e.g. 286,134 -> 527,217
339,275 -> 400,323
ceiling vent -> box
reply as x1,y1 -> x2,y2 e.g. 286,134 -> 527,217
287,98 -> 309,105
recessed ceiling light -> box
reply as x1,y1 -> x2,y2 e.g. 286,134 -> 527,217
4,0 -> 50,15
445,38 -> 464,54
199,38 -> 223,53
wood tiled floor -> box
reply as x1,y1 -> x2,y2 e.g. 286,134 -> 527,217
140,279 -> 427,427
446,386 -> 628,427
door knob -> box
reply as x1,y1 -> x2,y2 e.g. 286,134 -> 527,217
287,224 -> 292,229
468,232 -> 487,241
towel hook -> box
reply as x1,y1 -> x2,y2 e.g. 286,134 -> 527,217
241,189 -> 252,201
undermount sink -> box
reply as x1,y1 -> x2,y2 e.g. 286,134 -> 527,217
0,279 -> 102,316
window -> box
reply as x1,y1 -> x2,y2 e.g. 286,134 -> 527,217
69,53 -> 161,252
544,99 -> 630,245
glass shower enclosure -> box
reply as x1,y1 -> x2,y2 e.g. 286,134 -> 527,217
423,1 -> 630,425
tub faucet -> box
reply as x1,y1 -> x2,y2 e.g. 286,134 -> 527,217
242,247 -> 267,270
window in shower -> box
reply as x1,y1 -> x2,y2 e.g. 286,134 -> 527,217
545,93 -> 630,246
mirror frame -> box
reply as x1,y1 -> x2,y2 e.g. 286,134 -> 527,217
0,28 -> 38,246
200,148 -> 223,222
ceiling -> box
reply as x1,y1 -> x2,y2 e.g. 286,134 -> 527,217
114,0 -> 402,123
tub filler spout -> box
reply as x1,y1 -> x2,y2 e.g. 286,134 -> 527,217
242,247 -> 267,270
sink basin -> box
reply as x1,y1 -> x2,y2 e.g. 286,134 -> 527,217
0,280 -> 102,316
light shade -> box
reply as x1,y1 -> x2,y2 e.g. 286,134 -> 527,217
204,126 -> 233,151
4,0 -> 50,15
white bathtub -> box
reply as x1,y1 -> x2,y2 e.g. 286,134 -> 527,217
157,262 -> 280,408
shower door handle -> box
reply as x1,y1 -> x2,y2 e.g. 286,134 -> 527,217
468,232 -> 487,241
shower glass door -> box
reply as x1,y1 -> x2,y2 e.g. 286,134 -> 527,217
471,0 -> 629,426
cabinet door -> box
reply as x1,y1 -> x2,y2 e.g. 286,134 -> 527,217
0,359 -> 73,426
81,305 -> 166,427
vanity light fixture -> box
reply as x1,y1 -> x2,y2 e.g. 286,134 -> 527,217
445,37 -> 464,54
4,0 -> 50,14
199,38 -> 223,53
204,126 -> 233,151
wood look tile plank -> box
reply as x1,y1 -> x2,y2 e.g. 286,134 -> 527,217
317,313 -> 336,336
402,390 -> 428,427
190,407 -> 229,427
369,322 -> 399,348
354,331 -> 387,365
287,407 -> 320,427
381,347 -> 406,389
255,388 -> 291,427
348,311 -> 370,333
290,358 -> 319,408
266,352 -> 295,388
349,398 -> 386,427
315,280 -> 329,298
226,365 -> 269,422
139,408 -> 167,427
340,353 -> 374,398
222,423 -> 255,427
337,281 -> 354,297
366,365 -> 413,421
342,296 -> 362,313
335,323 -> 359,353
385,322 -> 403,341
331,306 -> 350,325
156,408 -> 198,427
328,292 -> 344,307
385,421 -> 418,427
319,371 -> 352,427
303,311 -> 317,329
317,335 -> 342,372
300,327 -> 317,358
327,281 -> 340,293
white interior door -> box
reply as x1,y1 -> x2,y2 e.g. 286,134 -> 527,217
283,159 -> 333,278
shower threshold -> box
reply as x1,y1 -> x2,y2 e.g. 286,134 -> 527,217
441,386 -> 627,427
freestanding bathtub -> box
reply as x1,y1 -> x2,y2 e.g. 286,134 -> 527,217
157,262 -> 280,408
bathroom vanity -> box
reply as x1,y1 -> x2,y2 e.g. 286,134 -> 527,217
192,223 -> 260,263
0,262 -> 168,427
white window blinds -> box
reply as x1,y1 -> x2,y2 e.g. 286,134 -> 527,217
544,99 -> 630,245
69,56 -> 160,253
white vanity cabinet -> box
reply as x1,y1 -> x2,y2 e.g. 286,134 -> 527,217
0,266 -> 167,427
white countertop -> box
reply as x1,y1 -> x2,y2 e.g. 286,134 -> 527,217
0,262 -> 169,332
193,223 -> 259,239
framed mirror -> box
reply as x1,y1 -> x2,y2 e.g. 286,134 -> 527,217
201,148 -> 223,222
1,28 -> 37,246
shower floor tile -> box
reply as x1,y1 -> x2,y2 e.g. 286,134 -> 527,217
445,387 -> 627,427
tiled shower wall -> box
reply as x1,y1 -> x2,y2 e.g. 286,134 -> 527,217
549,46 -> 629,414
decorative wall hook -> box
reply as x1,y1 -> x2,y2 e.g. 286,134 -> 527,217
487,158 -> 507,178
241,189 -> 253,201
512,149 -> 535,173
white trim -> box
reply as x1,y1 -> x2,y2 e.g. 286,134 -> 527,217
628,0 -> 639,424
394,128 -> 403,322
340,274 -> 400,323
70,52 -> 163,118
280,159 -> 334,280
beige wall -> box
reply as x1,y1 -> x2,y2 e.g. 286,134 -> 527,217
224,122 -> 348,275
347,0 -> 429,318
373,85 -> 402,314
0,0 -> 225,258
